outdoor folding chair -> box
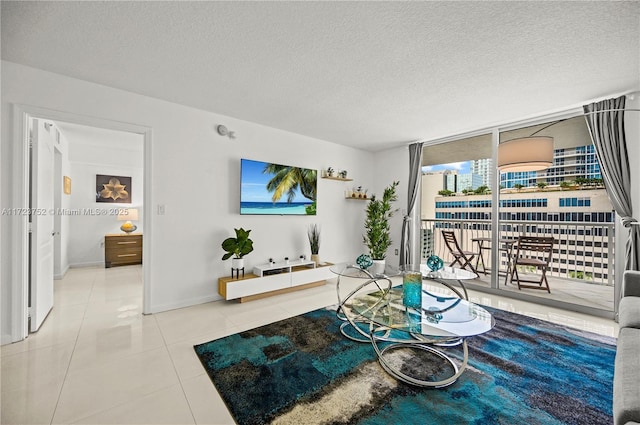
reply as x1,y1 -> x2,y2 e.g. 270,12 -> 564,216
441,230 -> 479,274
509,236 -> 555,293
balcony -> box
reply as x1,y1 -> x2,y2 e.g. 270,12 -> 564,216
421,218 -> 615,312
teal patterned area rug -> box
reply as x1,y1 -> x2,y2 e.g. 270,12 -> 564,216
194,305 -> 615,425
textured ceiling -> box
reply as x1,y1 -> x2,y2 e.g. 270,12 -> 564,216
2,1 -> 639,152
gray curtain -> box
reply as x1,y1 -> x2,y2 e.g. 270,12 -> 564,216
400,142 -> 423,266
583,96 -> 639,273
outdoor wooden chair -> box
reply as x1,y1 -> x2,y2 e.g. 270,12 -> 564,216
509,236 -> 555,293
441,230 -> 479,274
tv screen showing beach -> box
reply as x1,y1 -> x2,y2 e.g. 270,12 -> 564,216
240,159 -> 317,215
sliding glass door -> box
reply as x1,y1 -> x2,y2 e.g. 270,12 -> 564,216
420,115 -> 615,317
497,116 -> 615,314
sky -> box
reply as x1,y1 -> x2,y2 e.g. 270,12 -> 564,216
240,159 -> 309,203
422,161 -> 471,173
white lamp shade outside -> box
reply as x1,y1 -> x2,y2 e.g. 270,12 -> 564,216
498,136 -> 554,172
117,208 -> 139,222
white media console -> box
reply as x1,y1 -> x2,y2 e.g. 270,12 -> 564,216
218,259 -> 334,302
253,259 -> 316,276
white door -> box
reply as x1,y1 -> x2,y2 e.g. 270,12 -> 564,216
30,119 -> 55,332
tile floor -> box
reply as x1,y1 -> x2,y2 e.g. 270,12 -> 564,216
473,272 -> 615,311
1,265 -> 619,424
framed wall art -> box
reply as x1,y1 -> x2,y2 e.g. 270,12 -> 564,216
63,176 -> 71,195
96,174 -> 132,203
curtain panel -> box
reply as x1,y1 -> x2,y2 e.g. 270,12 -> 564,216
583,96 -> 639,274
400,142 -> 424,266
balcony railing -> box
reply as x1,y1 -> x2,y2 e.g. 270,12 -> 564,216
421,218 -> 614,286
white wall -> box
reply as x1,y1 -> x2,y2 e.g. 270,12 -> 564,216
66,136 -> 144,267
371,145 -> 410,269
1,61 -> 374,343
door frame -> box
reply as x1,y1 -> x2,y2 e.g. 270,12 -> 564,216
10,104 -> 153,342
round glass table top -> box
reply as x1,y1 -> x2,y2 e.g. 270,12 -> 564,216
330,263 -> 476,280
346,286 -> 494,338
413,264 -> 477,280
329,262 -> 401,278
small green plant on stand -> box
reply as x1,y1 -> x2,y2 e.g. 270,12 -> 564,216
222,228 -> 254,274
221,228 -> 254,260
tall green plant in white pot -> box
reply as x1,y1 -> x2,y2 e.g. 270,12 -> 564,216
363,181 -> 399,274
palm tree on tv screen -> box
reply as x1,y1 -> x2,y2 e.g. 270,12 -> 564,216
263,164 -> 317,203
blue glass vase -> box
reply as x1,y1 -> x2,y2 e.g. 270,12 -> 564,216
402,270 -> 422,309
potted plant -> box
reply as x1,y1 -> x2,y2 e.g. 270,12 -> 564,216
363,181 -> 399,274
221,228 -> 254,270
307,224 -> 321,266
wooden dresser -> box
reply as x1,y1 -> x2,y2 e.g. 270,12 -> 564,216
105,233 -> 143,268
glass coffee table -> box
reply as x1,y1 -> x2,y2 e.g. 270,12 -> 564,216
416,264 -> 477,300
330,263 -> 400,342
330,263 -> 494,388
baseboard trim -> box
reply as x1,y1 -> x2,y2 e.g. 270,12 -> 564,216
68,261 -> 104,269
54,263 -> 70,280
147,294 -> 223,314
1,333 -> 16,346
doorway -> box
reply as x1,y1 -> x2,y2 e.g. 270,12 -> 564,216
10,104 -> 152,342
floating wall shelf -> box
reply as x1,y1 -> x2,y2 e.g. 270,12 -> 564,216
322,176 -> 353,181
321,169 -> 352,180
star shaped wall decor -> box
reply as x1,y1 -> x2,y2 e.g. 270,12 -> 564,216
100,178 -> 129,201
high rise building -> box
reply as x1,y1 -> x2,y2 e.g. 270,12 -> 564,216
500,145 -> 602,188
430,188 -> 614,282
421,171 -> 449,219
457,173 -> 483,192
444,170 -> 457,192
471,158 -> 494,190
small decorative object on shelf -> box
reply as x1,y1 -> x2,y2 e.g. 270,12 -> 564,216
345,187 -> 368,200
322,168 -> 352,181
356,254 -> 373,270
284,257 -> 289,264
426,255 -> 444,272
269,258 -> 275,265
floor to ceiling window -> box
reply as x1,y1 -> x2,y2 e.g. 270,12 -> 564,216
421,115 -> 615,318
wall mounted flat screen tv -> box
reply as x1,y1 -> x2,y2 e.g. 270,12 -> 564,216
240,158 -> 317,215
